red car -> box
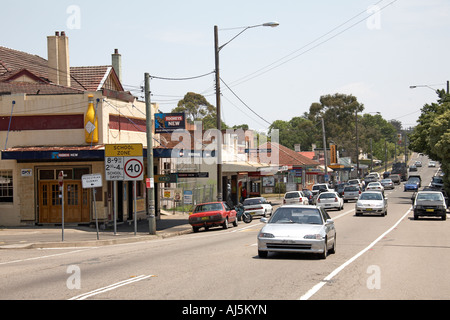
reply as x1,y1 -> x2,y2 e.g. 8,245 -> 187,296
189,202 -> 238,232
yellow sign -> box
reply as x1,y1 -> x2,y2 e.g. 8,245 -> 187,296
105,144 -> 143,157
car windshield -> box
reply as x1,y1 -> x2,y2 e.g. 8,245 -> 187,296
270,207 -> 323,224
344,186 -> 358,191
417,193 -> 443,201
312,185 -> 326,190
243,198 -> 262,205
408,178 -> 419,183
348,180 -> 359,185
285,192 -> 300,199
381,179 -> 391,183
194,203 -> 223,212
360,193 -> 382,201
368,183 -> 380,187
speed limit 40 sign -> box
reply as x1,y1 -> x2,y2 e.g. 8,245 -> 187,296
124,157 -> 144,181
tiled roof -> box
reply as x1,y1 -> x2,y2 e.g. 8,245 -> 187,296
259,142 -> 320,167
70,66 -> 110,91
0,46 -> 116,94
0,46 -> 49,81
0,81 -> 84,95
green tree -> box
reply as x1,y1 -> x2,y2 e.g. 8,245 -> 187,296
409,90 -> 450,191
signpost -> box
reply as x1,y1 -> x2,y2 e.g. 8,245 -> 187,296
105,144 -> 144,235
82,174 -> 103,240
58,171 -> 65,241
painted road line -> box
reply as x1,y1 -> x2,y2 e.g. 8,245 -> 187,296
299,207 -> 412,300
68,275 -> 155,300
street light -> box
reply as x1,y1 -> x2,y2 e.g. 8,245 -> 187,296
410,81 -> 449,94
214,22 -> 279,201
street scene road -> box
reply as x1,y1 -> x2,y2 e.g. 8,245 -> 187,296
1,156 -> 448,301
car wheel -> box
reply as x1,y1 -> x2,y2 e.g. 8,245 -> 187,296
232,216 -> 238,227
193,226 -> 200,233
442,214 -> 447,221
319,238 -> 328,259
329,236 -> 336,254
222,218 -> 229,229
414,214 -> 419,220
258,250 -> 268,258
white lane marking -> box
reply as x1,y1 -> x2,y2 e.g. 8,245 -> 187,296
0,249 -> 93,266
68,275 -> 154,300
299,207 -> 412,300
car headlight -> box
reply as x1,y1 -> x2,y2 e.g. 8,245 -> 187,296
259,232 -> 275,238
304,234 -> 323,240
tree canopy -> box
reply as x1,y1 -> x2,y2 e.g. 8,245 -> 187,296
409,89 -> 450,191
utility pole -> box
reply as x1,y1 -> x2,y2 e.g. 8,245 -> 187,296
355,110 -> 360,178
214,25 -> 223,202
321,118 -> 328,181
145,73 -> 156,235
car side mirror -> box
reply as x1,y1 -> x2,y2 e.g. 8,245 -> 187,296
260,217 -> 269,223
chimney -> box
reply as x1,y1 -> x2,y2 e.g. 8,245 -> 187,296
112,49 -> 122,83
47,31 -> 71,87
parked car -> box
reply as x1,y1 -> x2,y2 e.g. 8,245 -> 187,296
189,202 -> 237,232
412,191 -> 447,220
343,185 -> 361,203
414,160 -> 422,167
366,182 -> 384,194
409,165 -> 417,172
431,176 -> 444,189
283,191 -> 309,205
355,191 -> 388,216
243,197 -> 273,217
428,161 -> 436,167
257,205 -> 336,259
316,191 -> 344,211
404,177 -> 421,192
380,178 -> 394,190
388,174 -> 401,185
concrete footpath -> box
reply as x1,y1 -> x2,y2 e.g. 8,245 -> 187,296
0,211 -> 193,250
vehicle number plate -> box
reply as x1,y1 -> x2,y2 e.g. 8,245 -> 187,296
366,208 -> 373,211
201,216 -> 209,221
426,209 -> 434,212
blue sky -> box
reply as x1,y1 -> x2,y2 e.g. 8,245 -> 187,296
2,0 -> 449,132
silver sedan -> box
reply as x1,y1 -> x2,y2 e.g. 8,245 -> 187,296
355,191 -> 388,216
257,205 -> 336,259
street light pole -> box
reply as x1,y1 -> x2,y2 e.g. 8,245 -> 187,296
214,26 -> 223,201
214,22 -> 279,202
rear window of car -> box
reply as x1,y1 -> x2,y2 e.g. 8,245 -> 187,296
312,185 -> 327,190
417,193 -> 443,201
285,192 -> 300,199
344,186 -> 359,191
194,203 -> 223,212
348,180 -> 359,184
243,198 -> 262,205
319,193 -> 336,199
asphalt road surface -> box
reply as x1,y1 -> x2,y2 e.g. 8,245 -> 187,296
1,155 -> 448,302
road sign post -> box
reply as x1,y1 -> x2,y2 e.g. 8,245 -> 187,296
82,174 -> 103,240
105,144 -> 144,235
58,171 -> 65,242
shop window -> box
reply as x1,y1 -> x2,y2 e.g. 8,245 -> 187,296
0,170 -> 13,203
